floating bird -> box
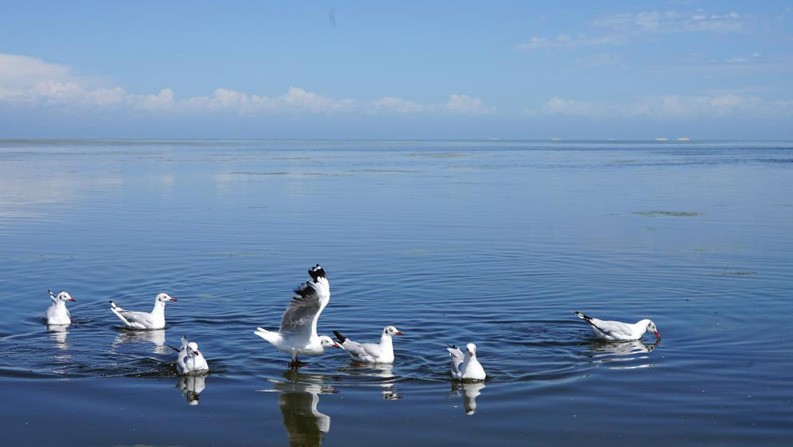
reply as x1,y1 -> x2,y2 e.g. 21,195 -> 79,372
448,343 -> 487,381
176,336 -> 209,375
575,311 -> 661,341
109,293 -> 176,330
46,289 -> 75,325
333,326 -> 404,364
254,264 -> 340,368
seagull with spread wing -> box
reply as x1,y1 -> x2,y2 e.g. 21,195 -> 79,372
254,264 -> 340,368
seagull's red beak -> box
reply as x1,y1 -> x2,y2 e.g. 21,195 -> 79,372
654,331 -> 661,338
395,331 -> 404,336
69,297 -> 76,302
333,343 -> 341,349
170,297 -> 178,302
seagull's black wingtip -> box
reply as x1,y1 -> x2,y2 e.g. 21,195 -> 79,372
332,330 -> 346,343
575,311 -> 591,321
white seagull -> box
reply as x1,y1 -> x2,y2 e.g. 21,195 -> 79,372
333,326 -> 404,364
46,289 -> 75,326
109,292 -> 176,330
254,264 -> 340,368
176,336 -> 209,375
448,343 -> 487,382
575,311 -> 661,341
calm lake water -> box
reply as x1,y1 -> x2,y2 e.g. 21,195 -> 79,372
1,139 -> 791,446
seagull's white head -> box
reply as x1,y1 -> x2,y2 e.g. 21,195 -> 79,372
58,291 -> 76,302
466,343 -> 477,357
187,341 -> 201,357
156,293 -> 177,303
383,326 -> 404,336
646,320 -> 661,338
49,289 -> 75,303
319,335 -> 341,349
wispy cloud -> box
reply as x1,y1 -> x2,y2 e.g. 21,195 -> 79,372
0,53 -> 494,116
518,8 -> 749,52
541,93 -> 793,119
592,10 -> 747,34
516,34 -> 622,51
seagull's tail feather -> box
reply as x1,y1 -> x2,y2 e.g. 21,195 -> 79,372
447,345 -> 465,362
575,311 -> 592,322
110,300 -> 132,327
48,289 -> 57,303
447,345 -> 464,378
332,330 -> 347,344
254,327 -> 280,344
168,345 -> 181,353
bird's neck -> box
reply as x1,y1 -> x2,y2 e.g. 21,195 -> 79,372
380,333 -> 393,349
314,278 -> 330,296
151,300 -> 166,315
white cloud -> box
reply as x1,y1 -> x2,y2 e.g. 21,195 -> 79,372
444,94 -> 493,114
592,10 -> 747,34
0,53 -> 73,88
517,34 -> 622,51
519,9 -> 749,52
279,86 -> 358,113
374,96 -> 426,113
541,94 -> 793,119
544,97 -> 603,117
0,53 -> 493,117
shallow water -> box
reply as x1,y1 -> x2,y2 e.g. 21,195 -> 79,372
1,139 -> 792,446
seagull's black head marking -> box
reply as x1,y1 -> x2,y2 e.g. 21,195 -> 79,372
308,264 -> 326,282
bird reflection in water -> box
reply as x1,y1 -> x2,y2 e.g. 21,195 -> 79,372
450,381 -> 486,415
177,374 -> 207,406
268,369 -> 336,447
111,328 -> 168,354
47,324 -> 70,351
47,325 -> 73,370
340,362 -> 401,400
588,339 -> 661,369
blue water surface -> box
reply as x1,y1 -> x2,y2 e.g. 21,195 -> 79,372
0,139 -> 791,446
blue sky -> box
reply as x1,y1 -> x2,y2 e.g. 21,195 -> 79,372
1,1 -> 791,139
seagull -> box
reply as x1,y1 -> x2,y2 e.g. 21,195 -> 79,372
575,311 -> 661,341
46,289 -> 75,325
333,326 -> 404,364
448,343 -> 487,381
176,336 -> 209,375
109,292 -> 176,330
254,264 -> 340,368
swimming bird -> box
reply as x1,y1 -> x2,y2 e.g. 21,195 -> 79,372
254,264 -> 340,368
448,343 -> 487,381
46,289 -> 75,325
176,336 -> 209,375
109,293 -> 176,330
575,311 -> 661,341
333,326 -> 404,364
